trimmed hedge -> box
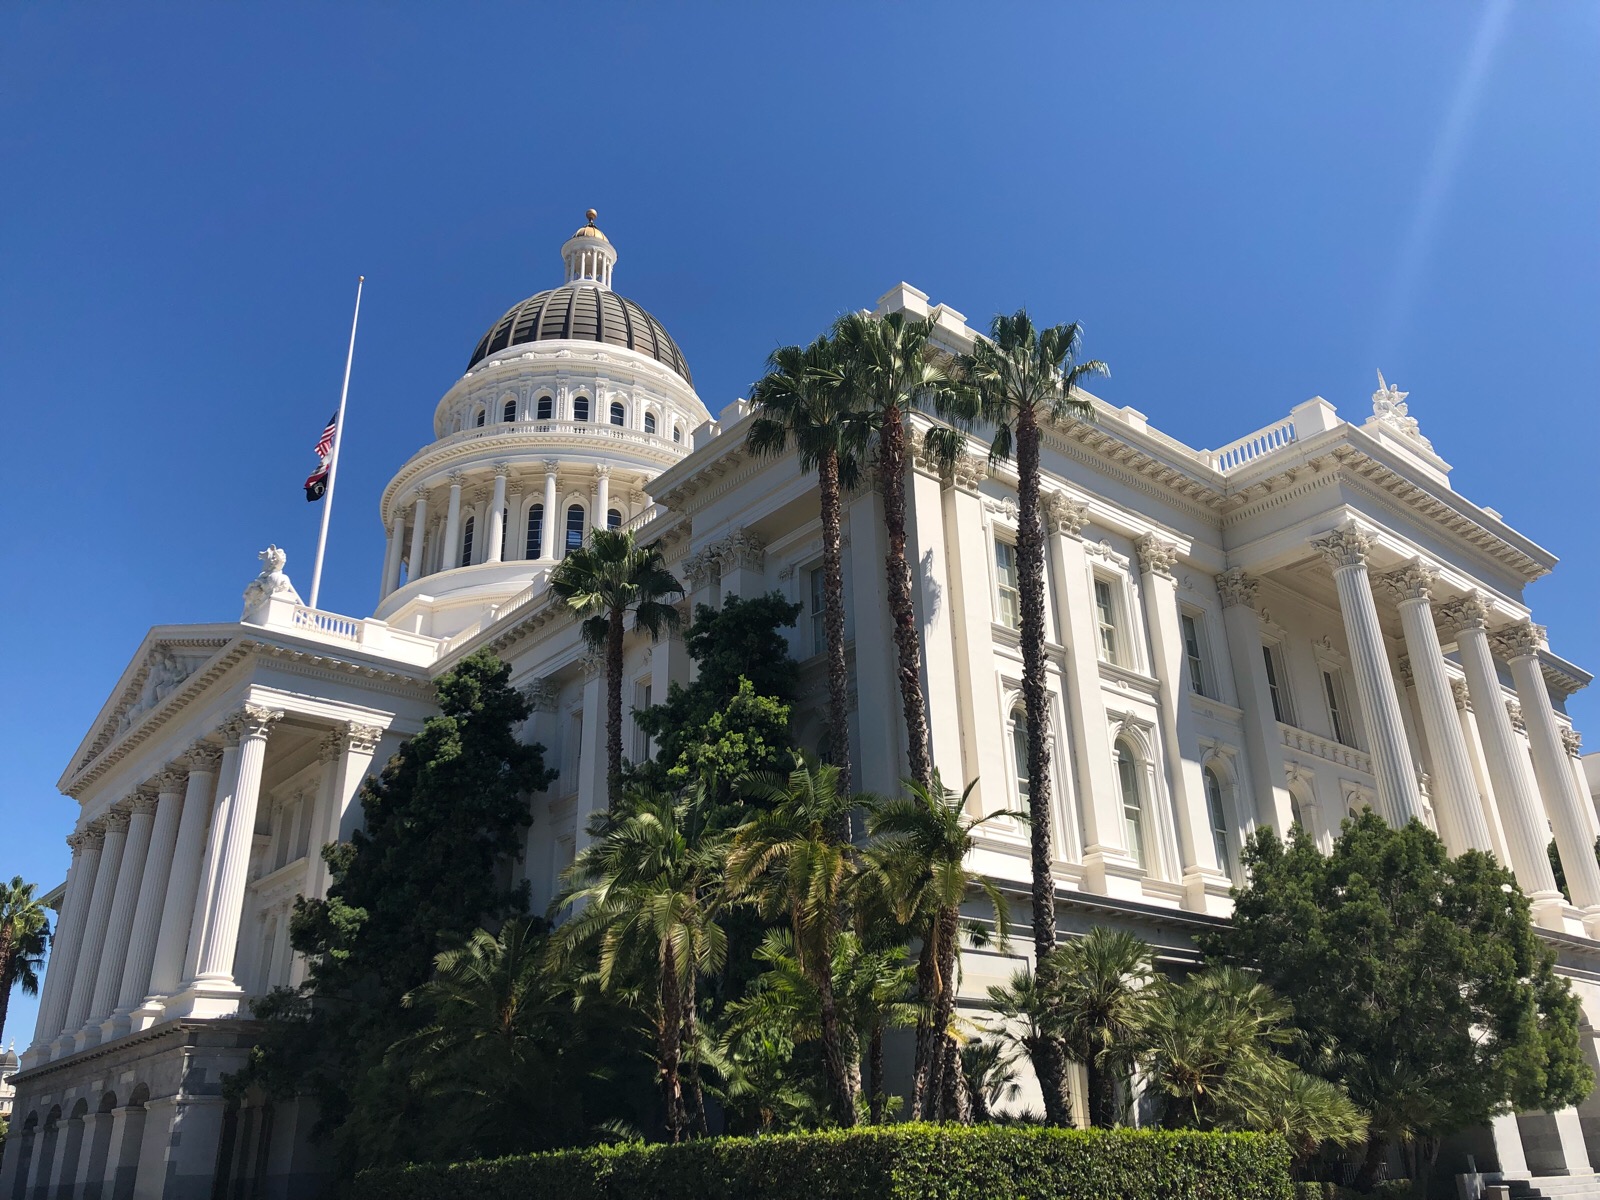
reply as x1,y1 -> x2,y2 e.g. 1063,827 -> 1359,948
347,1124 -> 1292,1200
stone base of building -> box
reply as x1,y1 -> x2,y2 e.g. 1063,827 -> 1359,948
0,1019 -> 330,1200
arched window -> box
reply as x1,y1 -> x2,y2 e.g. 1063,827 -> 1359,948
610,401 -> 625,427
537,395 -> 554,421
573,395 -> 590,422
607,507 -> 622,531
1204,767 -> 1233,879
499,506 -> 509,560
1115,740 -> 1145,867
474,407 -> 486,427
644,412 -> 657,434
525,503 -> 544,559
502,399 -> 517,422
566,504 -> 586,552
459,516 -> 475,567
673,424 -> 683,444
1010,706 -> 1030,802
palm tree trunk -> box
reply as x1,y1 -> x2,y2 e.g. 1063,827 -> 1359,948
1085,1059 -> 1121,1128
818,447 -> 853,813
606,608 -> 625,808
876,408 -> 934,792
941,1035 -> 973,1123
869,1021 -> 886,1124
911,932 -> 939,1119
0,926 -> 14,1048
659,942 -> 687,1142
1026,1036 -> 1073,1126
1355,1132 -> 1388,1192
682,991 -> 709,1138
930,904 -> 963,1121
815,953 -> 859,1126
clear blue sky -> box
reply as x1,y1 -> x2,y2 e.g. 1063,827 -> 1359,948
3,4 -> 1596,1046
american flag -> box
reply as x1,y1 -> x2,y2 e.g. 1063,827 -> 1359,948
304,411 -> 338,502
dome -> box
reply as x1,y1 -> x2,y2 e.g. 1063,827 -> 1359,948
570,209 -> 608,239
467,284 -> 693,383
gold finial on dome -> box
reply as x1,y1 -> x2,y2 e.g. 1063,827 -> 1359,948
586,208 -> 598,223
572,208 -> 607,239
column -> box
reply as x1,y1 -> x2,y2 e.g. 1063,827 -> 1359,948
140,744 -> 222,1022
306,721 -> 383,899
1378,562 -> 1493,854
1500,621 -> 1600,930
182,705 -> 282,1016
380,511 -> 405,598
848,487 -> 907,799
1047,494 -> 1138,892
1453,678 -> 1512,867
1137,535 -> 1226,909
24,831 -> 97,1063
574,668 -> 605,850
1310,526 -> 1421,826
60,811 -> 129,1048
1440,594 -> 1563,922
942,458 -> 1007,815
905,456 -> 964,796
543,461 -> 559,561
1563,729 -> 1595,843
506,486 -> 525,561
84,791 -> 158,1046
716,529 -> 766,601
440,471 -> 464,571
110,768 -> 186,1036
595,465 -> 611,533
1216,569 -> 1296,834
486,465 -> 509,563
405,493 -> 428,581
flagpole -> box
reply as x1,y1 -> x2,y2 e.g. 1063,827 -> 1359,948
309,275 -> 364,611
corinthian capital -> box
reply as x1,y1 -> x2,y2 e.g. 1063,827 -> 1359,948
1375,560 -> 1438,605
226,703 -> 284,743
682,549 -> 718,589
156,767 -> 188,795
947,452 -> 988,493
717,530 -> 766,572
1042,492 -> 1090,538
1437,592 -> 1490,633
1490,621 -> 1545,663
1561,727 -> 1583,757
1214,568 -> 1259,610
1449,677 -> 1472,712
186,741 -> 224,772
1135,534 -> 1178,579
1311,525 -> 1372,571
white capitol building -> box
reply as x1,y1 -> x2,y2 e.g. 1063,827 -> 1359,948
4,213 -> 1600,1198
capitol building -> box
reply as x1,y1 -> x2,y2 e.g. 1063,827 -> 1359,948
4,213 -> 1600,1198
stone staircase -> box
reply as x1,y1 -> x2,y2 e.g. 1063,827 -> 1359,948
1498,1175 -> 1600,1199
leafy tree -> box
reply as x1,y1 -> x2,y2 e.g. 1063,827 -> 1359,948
550,529 -> 684,806
1204,812 -> 1593,1188
986,967 -> 1070,1123
1048,927 -> 1156,1128
961,1037 -> 1025,1122
749,335 -> 865,800
951,311 -> 1104,1121
0,876 -> 50,1046
668,680 -> 792,790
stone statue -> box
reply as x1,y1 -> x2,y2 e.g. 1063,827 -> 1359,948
242,544 -> 302,619
1369,369 -> 1432,450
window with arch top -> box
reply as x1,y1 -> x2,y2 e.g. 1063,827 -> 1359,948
572,395 -> 590,423
644,412 -> 657,435
1204,766 -> 1233,880
525,503 -> 544,559
607,508 -> 622,531
566,504 -> 586,552
474,407 -> 486,428
460,515 -> 475,567
536,395 -> 554,421
1115,740 -> 1145,867
1010,706 -> 1031,802
502,399 -> 516,422
673,424 -> 683,444
610,401 -> 625,427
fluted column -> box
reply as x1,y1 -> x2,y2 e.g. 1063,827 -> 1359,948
25,831 -> 98,1063
1452,678 -> 1511,866
381,512 -> 405,598
142,746 -> 222,1022
1499,621 -> 1600,930
306,721 -> 384,899
1311,526 -> 1420,827
486,465 -> 509,563
1215,569 -> 1296,834
83,791 -> 158,1045
405,493 -> 428,581
181,735 -> 242,987
109,768 -> 187,1036
60,812 -> 129,1046
440,472 -> 464,570
1440,595 -> 1563,921
192,705 -> 281,996
543,461 -> 559,561
595,465 -> 611,532
1377,563 -> 1492,854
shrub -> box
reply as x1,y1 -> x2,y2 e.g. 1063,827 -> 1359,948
348,1124 -> 1291,1200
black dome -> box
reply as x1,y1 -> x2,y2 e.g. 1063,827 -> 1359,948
468,284 -> 692,384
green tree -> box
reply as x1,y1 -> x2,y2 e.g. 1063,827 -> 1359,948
0,876 -> 50,1047
749,335 -> 865,799
960,1037 -> 1025,1122
1205,812 -> 1593,1188
952,311 -> 1104,1120
550,529 -> 684,806
1048,927 -> 1156,1128
986,967 -> 1070,1123
831,311 -> 962,792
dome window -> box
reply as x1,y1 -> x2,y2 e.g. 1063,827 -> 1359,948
536,396 -> 554,421
525,504 -> 544,559
460,516 -> 476,567
503,399 -> 517,422
566,504 -> 586,552
608,508 -> 622,531
610,401 -> 625,427
644,412 -> 657,435
474,408 -> 486,428
673,424 -> 683,444
573,396 -> 590,423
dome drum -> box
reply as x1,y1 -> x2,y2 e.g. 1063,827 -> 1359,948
468,284 -> 692,383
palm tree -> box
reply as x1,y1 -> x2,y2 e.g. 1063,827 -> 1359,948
550,786 -> 730,1141
0,876 -> 49,1046
986,966 -> 1073,1125
550,529 -> 684,807
831,311 -> 962,793
864,777 -> 1012,1121
1049,927 -> 1156,1128
748,335 -> 864,802
729,759 -> 863,1125
960,1037 -> 1025,1122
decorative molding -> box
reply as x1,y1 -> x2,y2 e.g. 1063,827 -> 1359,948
1042,492 -> 1090,537
1560,727 -> 1582,757
156,767 -> 188,794
235,703 -> 285,741
1375,560 -> 1437,605
522,678 -> 560,713
717,529 -> 766,571
1311,524 -> 1372,571
1437,593 -> 1490,634
1449,677 -> 1472,712
1506,699 -> 1526,734
1134,534 -> 1178,579
1491,621 -> 1545,663
948,452 -> 988,493
129,791 -> 160,818
681,549 -> 719,589
1395,655 -> 1414,689
1214,568 -> 1259,610
102,808 -> 131,835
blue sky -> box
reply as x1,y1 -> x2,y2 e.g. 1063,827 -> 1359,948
2,3 -> 1596,1045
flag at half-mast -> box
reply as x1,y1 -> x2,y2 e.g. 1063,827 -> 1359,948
304,412 -> 338,502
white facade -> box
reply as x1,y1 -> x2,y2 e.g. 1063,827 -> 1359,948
5,217 -> 1600,1197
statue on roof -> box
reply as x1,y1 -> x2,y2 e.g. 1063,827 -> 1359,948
1369,369 -> 1432,451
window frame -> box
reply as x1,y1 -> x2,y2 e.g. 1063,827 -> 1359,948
502,398 -> 517,423
609,400 -> 626,427
1114,739 -> 1146,868
572,395 -> 591,423
525,503 -> 544,560
536,395 -> 554,421
807,566 -> 827,658
1180,609 -> 1211,698
994,538 -> 1021,629
1322,667 -> 1355,747
1094,576 -> 1122,665
1010,705 -> 1031,804
1262,641 -> 1294,725
644,412 -> 657,435
565,504 -> 586,553
1203,765 -> 1235,881
459,515 -> 475,568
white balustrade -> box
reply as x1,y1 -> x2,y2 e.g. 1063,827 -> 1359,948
1208,416 -> 1298,473
291,607 -> 361,641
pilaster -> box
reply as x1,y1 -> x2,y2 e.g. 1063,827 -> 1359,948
1215,568 -> 1296,835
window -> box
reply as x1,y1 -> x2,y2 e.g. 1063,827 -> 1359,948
607,507 -> 622,531
499,506 -> 509,560
1323,670 -> 1353,747
995,540 -> 1020,629
1011,708 -> 1031,802
644,412 -> 657,434
1095,579 -> 1119,662
673,424 -> 683,444
634,681 -> 654,761
474,408 -> 486,428
459,516 -> 475,567
1289,794 -> 1306,830
1204,767 -> 1232,878
502,399 -> 516,422
565,504 -> 585,552
536,395 -> 554,421
1262,644 -> 1291,724
1181,613 -> 1208,697
609,401 -> 625,427
1116,741 -> 1145,867
572,395 -> 590,422
808,567 -> 827,657
525,504 -> 544,559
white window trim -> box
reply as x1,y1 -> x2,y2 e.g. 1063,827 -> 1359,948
994,537 -> 1021,630
1179,606 -> 1215,699
1261,637 -> 1295,728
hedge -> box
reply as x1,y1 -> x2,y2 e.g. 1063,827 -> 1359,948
347,1124 -> 1292,1200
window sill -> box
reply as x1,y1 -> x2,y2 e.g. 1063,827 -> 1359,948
1097,659 -> 1160,695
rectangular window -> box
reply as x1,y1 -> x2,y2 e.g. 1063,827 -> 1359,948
1323,670 -> 1353,747
809,567 -> 827,658
1011,711 -> 1031,801
1117,747 -> 1144,867
634,681 -> 654,762
1262,644 -> 1291,725
995,540 -> 1021,629
1095,579 -> 1119,663
1181,612 -> 1208,697
567,711 -> 584,790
